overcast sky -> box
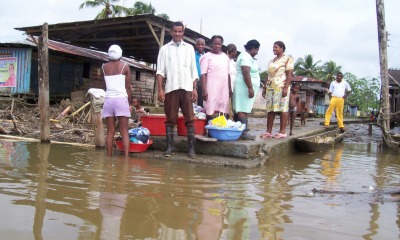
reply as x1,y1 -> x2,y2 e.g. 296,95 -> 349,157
1,0 -> 399,78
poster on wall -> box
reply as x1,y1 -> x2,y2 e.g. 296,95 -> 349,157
0,57 -> 17,87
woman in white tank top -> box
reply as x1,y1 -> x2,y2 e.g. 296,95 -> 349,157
102,45 -> 132,157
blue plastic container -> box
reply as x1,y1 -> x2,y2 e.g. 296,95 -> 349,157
205,125 -> 243,141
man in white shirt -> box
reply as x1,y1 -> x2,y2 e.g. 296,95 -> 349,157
324,72 -> 352,130
156,21 -> 198,158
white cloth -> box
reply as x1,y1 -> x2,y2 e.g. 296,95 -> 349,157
329,80 -> 351,98
156,41 -> 198,94
102,62 -> 128,98
229,58 -> 237,91
88,88 -> 106,98
87,88 -> 106,113
108,45 -> 122,60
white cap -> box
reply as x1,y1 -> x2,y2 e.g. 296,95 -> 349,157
108,45 -> 122,60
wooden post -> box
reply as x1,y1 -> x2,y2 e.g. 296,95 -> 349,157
90,95 -> 105,148
152,27 -> 166,108
38,23 -> 50,142
376,1 -> 390,132
33,143 -> 50,239
375,0 -> 399,148
153,64 -> 159,107
369,123 -> 373,136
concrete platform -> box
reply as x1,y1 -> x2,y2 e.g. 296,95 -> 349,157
120,117 -> 372,168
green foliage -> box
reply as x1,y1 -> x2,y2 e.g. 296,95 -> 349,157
294,54 -> 321,78
128,1 -> 169,19
320,60 -> 342,82
260,70 -> 268,86
79,0 -> 129,19
129,1 -> 156,15
79,0 -> 169,20
294,55 -> 342,83
157,13 -> 170,20
344,73 -> 380,111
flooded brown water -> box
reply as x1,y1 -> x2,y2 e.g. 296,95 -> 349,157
0,130 -> 399,239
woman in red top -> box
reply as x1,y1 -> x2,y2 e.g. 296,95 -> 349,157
3,64 -> 16,87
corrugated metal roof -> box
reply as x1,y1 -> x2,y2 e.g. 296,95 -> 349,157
1,37 -> 154,71
291,76 -> 328,91
388,69 -> 400,87
292,76 -> 325,83
15,14 -> 211,64
296,84 -> 327,92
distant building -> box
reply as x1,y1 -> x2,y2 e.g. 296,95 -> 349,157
388,69 -> 400,114
291,76 -> 329,115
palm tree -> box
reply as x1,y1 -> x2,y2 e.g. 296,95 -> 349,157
128,1 -> 169,19
129,1 -> 156,15
156,13 -> 170,20
294,54 -> 321,79
320,60 -> 342,82
79,0 -> 129,19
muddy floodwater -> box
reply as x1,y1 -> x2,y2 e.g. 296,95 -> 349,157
0,124 -> 399,239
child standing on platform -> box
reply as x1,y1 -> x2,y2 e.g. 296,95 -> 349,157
288,83 -> 300,135
300,101 -> 308,126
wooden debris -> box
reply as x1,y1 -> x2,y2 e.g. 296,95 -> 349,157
56,105 -> 72,120
0,99 -> 99,144
0,125 -> 9,134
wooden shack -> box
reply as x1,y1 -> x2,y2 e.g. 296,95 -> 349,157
0,38 -> 155,103
15,14 -> 211,105
388,69 -> 400,114
292,76 -> 329,115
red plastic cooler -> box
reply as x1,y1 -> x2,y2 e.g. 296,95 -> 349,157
141,114 -> 166,136
177,116 -> 206,136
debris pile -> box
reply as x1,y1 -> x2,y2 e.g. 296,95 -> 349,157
0,99 -> 99,144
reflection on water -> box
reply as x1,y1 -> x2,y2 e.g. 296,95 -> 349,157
0,139 -> 399,239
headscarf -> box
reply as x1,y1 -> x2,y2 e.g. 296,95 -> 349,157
108,45 -> 122,60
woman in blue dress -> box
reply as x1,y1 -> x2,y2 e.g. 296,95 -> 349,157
232,40 -> 260,140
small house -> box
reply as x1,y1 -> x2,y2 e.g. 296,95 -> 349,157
388,69 -> 400,114
346,104 -> 358,117
291,76 -> 329,115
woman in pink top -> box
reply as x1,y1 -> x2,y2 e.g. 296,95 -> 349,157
102,45 -> 132,157
200,35 -> 231,121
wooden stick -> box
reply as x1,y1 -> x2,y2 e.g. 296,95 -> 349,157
70,102 -> 91,117
83,110 -> 91,123
0,125 -> 9,134
62,102 -> 91,124
7,99 -> 22,134
0,134 -> 40,142
77,109 -> 86,123
56,105 -> 72,120
10,114 -> 22,135
0,134 -> 95,148
0,119 -> 19,123
10,99 -> 14,115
